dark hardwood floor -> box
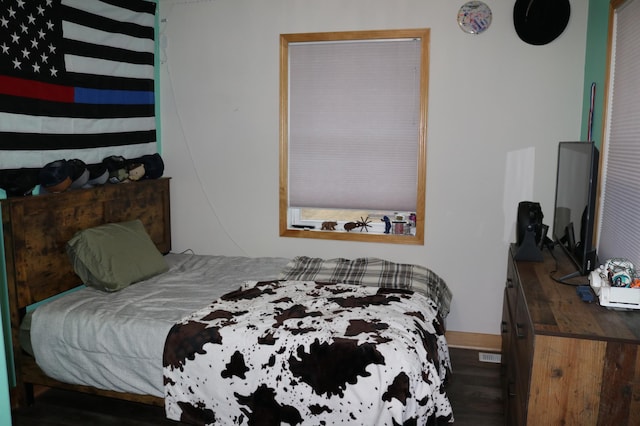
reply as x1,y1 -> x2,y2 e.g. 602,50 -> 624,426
10,348 -> 503,425
446,348 -> 503,425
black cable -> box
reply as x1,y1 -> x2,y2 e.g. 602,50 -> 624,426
551,274 -> 588,287
546,243 -> 589,286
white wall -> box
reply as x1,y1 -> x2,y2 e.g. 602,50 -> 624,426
157,0 -> 588,335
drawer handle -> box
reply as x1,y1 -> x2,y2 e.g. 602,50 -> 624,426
506,277 -> 514,288
516,323 -> 526,339
508,382 -> 517,398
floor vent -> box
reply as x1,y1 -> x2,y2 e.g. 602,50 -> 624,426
478,352 -> 502,363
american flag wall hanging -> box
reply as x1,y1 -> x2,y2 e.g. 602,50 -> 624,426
0,0 -> 158,169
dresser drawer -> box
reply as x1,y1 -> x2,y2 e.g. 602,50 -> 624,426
513,280 -> 533,374
505,250 -> 519,327
503,246 -> 537,425
501,290 -> 523,425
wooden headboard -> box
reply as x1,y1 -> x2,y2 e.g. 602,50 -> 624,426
2,177 -> 171,408
1,177 -> 171,310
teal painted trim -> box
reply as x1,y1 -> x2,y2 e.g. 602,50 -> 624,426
0,318 -> 11,426
0,203 -> 15,388
0,204 -> 13,425
581,0 -> 610,149
154,0 -> 162,155
26,286 -> 84,313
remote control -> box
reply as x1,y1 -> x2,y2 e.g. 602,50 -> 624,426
576,285 -> 595,303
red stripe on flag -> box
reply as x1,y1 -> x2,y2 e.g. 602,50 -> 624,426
0,75 -> 74,103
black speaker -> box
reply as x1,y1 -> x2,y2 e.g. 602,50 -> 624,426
516,201 -> 543,246
514,201 -> 544,262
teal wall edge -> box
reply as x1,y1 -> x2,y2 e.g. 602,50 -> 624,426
581,0 -> 610,149
0,203 -> 12,424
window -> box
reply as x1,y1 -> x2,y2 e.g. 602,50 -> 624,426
597,0 -> 640,264
279,29 -> 430,244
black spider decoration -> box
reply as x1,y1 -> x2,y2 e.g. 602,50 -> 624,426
355,216 -> 372,232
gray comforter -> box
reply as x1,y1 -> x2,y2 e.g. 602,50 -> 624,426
30,253 -> 290,396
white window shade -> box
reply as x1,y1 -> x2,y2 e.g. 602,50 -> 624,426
598,0 -> 640,265
288,39 -> 421,211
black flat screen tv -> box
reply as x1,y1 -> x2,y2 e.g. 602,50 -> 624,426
552,141 -> 599,280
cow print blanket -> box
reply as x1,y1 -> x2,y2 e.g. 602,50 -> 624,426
163,280 -> 454,425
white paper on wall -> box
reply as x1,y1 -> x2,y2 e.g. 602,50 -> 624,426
503,147 -> 535,243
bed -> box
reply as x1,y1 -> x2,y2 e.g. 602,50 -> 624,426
2,178 -> 454,425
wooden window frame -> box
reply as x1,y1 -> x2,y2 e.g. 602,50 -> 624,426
279,28 -> 430,245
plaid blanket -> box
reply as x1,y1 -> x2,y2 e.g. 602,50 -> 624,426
279,256 -> 452,317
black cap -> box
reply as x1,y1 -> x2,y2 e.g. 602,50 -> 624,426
102,155 -> 127,172
0,168 -> 39,197
128,153 -> 164,179
39,160 -> 72,193
68,159 -> 89,189
85,163 -> 109,186
513,0 -> 571,46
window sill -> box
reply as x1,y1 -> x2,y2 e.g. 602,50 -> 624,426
280,228 -> 424,245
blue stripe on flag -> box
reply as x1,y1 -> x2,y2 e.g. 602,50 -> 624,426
74,88 -> 155,105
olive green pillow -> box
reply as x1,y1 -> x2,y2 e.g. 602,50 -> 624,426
67,219 -> 169,292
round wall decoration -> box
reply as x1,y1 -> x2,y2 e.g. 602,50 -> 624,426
457,1 -> 493,35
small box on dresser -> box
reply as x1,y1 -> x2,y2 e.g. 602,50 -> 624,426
501,244 -> 640,425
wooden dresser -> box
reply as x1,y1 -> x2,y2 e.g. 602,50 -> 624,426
501,244 -> 640,425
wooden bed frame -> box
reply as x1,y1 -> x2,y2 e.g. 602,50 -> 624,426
2,178 -> 171,409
